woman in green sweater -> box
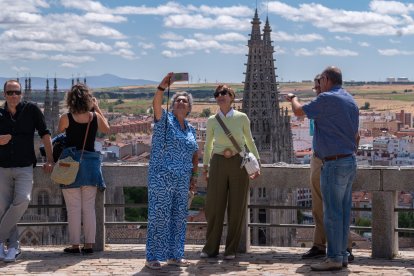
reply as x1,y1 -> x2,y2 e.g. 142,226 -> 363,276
201,84 -> 260,260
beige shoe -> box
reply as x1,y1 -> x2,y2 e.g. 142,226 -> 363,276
311,259 -> 342,271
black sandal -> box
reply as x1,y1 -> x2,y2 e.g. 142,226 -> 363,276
81,247 -> 94,254
63,247 -> 80,254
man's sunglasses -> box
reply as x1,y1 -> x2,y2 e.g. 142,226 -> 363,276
214,90 -> 228,98
5,90 -> 22,96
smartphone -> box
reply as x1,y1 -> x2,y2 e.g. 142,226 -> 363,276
171,72 -> 189,82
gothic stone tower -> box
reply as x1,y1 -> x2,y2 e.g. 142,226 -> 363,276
242,10 -> 293,164
51,77 -> 60,135
23,77 -> 32,102
44,79 -> 52,130
243,10 -> 296,247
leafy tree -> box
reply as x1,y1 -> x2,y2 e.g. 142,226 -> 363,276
124,187 -> 148,221
398,211 -> 414,237
355,217 -> 371,235
200,108 -> 211,117
360,102 -> 370,110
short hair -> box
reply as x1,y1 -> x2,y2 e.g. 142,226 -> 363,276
215,84 -> 235,103
3,80 -> 21,93
322,66 -> 342,86
66,83 -> 93,113
170,91 -> 193,115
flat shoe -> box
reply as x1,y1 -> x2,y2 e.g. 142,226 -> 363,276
145,260 -> 161,270
81,248 -> 94,254
63,247 -> 80,254
167,258 -> 190,267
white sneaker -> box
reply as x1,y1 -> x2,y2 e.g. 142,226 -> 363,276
4,247 -> 21,263
0,243 -> 6,261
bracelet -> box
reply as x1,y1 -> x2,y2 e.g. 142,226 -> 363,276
192,171 -> 199,177
157,85 -> 165,91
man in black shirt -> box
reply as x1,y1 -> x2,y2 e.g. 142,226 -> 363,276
0,80 -> 54,262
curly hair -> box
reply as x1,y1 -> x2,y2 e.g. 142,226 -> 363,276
170,91 -> 193,115
66,83 -> 93,113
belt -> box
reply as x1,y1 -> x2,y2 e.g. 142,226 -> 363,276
323,153 -> 353,161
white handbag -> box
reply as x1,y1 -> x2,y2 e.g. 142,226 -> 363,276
240,151 -> 260,176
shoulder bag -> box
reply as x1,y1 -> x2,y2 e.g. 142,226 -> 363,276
215,114 -> 260,176
50,113 -> 92,185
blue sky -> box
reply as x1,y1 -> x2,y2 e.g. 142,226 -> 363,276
1,0 -> 414,83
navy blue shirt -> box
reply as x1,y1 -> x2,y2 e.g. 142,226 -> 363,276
302,86 -> 359,159
0,101 -> 50,167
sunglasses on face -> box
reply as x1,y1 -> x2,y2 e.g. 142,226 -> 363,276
214,90 -> 228,98
176,98 -> 188,104
5,90 -> 22,96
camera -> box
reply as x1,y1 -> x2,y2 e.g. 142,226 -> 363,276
171,72 -> 189,82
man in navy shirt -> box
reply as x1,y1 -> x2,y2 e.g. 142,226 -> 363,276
286,66 -> 359,271
0,80 -> 54,262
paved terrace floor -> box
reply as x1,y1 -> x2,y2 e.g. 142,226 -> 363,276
1,245 -> 413,276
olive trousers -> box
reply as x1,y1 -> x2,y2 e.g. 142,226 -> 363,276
202,154 -> 249,257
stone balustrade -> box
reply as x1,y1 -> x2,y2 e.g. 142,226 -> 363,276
33,163 -> 413,259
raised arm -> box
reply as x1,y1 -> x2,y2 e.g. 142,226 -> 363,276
92,97 -> 110,133
153,72 -> 174,121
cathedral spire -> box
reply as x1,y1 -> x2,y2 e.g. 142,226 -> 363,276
242,11 -> 293,164
44,78 -> 52,131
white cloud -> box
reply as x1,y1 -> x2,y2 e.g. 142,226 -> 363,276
389,38 -> 400,44
161,50 -> 192,58
61,0 -> 109,13
114,2 -> 185,15
369,0 -> 414,15
164,14 -> 250,30
60,63 -> 77,68
197,5 -> 252,17
294,46 -> 358,57
335,36 -> 352,42
84,12 -> 127,23
160,32 -> 184,41
273,31 -> 324,42
267,1 -> 407,36
193,32 -> 246,42
138,42 -> 155,49
11,66 -> 30,72
358,42 -> 370,47
378,48 -> 414,56
50,54 -> 95,63
115,41 -> 132,49
113,48 -> 137,60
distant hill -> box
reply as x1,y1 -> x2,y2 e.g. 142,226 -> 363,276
0,74 -> 157,90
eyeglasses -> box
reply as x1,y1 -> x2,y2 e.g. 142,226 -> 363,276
214,90 -> 228,98
5,90 -> 22,96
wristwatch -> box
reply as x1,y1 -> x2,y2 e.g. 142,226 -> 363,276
288,93 -> 296,100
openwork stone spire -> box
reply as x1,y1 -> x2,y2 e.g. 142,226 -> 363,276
242,10 -> 294,164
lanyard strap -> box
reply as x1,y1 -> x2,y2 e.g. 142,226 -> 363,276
215,114 -> 242,153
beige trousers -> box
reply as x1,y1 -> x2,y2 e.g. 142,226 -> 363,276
310,155 -> 352,250
62,186 -> 97,245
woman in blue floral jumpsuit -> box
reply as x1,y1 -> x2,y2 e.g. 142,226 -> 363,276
145,73 -> 198,269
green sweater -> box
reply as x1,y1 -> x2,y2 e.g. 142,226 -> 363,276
203,110 -> 260,165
